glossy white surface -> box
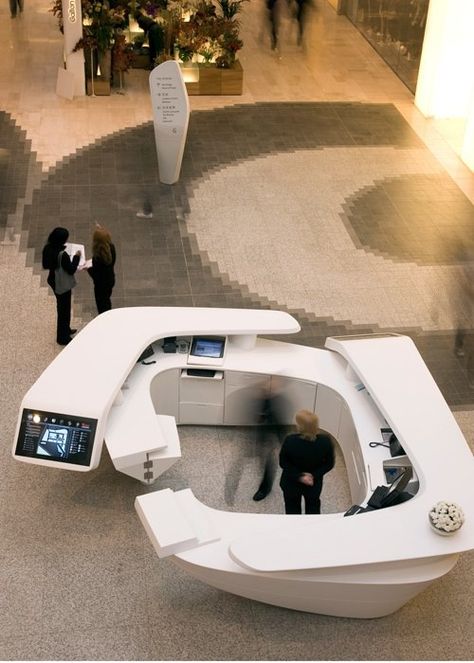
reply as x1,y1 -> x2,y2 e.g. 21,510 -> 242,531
12,307 -> 474,617
13,307 -> 299,470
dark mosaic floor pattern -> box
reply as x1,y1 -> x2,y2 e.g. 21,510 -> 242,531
0,112 -> 31,233
2,103 -> 474,407
344,173 -> 474,264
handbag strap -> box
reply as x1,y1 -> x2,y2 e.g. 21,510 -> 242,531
57,250 -> 64,269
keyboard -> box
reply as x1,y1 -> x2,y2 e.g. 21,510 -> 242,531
186,368 -> 216,378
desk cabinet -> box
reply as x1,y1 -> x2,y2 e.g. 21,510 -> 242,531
179,372 -> 225,424
315,384 -> 342,437
224,372 -> 270,425
272,376 -> 317,424
150,369 -> 180,418
339,401 -> 367,504
224,373 -> 317,426
316,384 -> 367,503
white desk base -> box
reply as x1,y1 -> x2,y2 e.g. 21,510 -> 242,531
13,308 -> 474,619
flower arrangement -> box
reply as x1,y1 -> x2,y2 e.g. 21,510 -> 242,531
81,0 -> 127,52
215,25 -> 242,67
429,501 -> 465,535
51,0 -> 248,84
112,32 -> 134,72
175,20 -> 205,62
49,0 -> 64,33
173,0 -> 247,68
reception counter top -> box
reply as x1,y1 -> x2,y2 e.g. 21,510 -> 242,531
12,307 -> 474,618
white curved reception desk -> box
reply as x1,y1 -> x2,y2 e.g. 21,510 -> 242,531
13,307 -> 474,618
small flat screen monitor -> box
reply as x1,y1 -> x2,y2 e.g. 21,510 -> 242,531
190,336 -> 225,359
384,465 -> 406,484
15,409 -> 97,467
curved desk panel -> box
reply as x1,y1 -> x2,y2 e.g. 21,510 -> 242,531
12,308 -> 474,618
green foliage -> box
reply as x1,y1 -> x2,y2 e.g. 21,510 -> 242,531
112,32 -> 134,71
81,0 -> 127,52
216,0 -> 247,20
52,0 -> 246,67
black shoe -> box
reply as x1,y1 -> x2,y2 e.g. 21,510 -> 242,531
57,338 -> 72,346
69,328 -> 77,335
253,490 -> 268,501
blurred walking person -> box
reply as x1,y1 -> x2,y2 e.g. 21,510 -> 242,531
453,241 -> 474,387
253,378 -> 288,501
294,0 -> 311,46
10,0 -> 23,18
266,0 -> 280,50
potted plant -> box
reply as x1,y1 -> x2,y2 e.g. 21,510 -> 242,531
112,31 -> 134,91
175,17 -> 206,63
215,24 -> 242,68
83,1 -> 127,81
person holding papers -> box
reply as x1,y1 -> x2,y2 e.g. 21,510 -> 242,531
42,227 -> 81,346
87,225 -> 116,314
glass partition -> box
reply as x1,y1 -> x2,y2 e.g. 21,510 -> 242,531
343,0 -> 430,93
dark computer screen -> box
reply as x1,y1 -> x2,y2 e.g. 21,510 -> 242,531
190,336 -> 225,359
15,409 -> 97,466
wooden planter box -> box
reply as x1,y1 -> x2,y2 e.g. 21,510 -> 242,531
184,61 -> 243,95
131,52 -> 150,69
86,76 -> 111,96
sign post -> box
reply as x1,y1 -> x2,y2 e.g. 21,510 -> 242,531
58,0 -> 85,97
149,61 -> 190,185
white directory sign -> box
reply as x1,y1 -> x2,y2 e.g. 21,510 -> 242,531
59,0 -> 85,97
149,61 -> 190,185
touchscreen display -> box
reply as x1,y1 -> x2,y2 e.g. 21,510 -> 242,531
15,409 -> 97,466
190,337 -> 225,358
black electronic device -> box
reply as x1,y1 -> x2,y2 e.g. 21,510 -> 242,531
379,427 -> 406,457
186,368 -> 216,377
343,504 -> 375,516
365,468 -> 413,511
384,461 -> 411,484
389,433 -> 405,457
367,485 -> 390,509
162,336 -> 177,353
190,336 -> 225,359
379,468 -> 413,508
137,344 -> 155,363
345,469 -> 414,517
15,408 -> 97,467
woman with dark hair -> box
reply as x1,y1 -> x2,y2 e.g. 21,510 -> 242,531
87,225 -> 116,314
279,409 -> 335,514
42,227 -> 81,346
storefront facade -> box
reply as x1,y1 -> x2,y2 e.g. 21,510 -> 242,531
343,0 -> 429,93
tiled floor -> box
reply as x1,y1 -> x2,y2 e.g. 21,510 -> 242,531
1,0 -> 474,660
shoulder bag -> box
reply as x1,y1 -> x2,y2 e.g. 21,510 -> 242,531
55,250 -> 76,295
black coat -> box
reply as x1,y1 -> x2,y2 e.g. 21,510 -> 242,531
42,244 -> 79,292
279,433 -> 335,491
87,243 -> 116,289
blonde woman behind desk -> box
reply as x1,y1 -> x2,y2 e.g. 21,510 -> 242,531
279,410 -> 335,514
